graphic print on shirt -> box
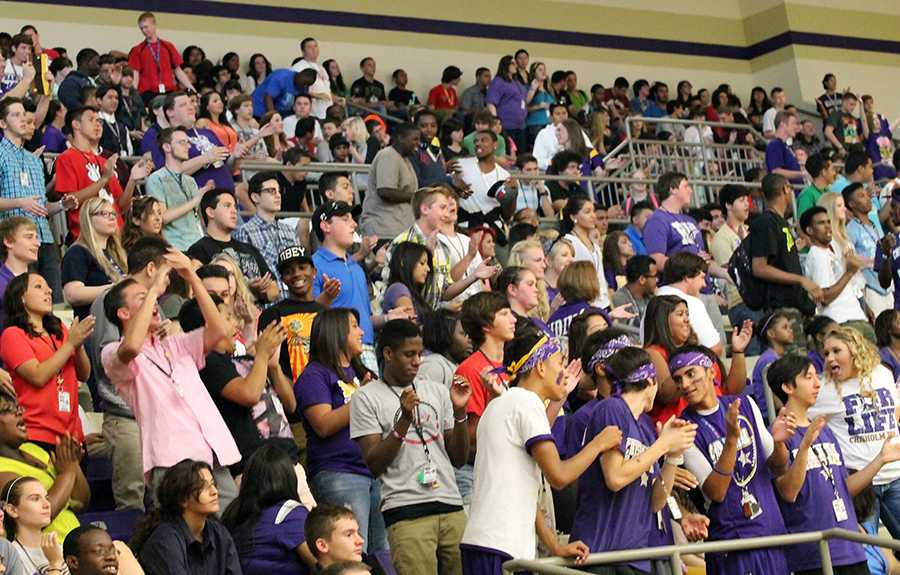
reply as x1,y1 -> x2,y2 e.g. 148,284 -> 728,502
877,136 -> 894,163
283,312 -> 316,380
707,413 -> 758,487
672,221 -> 698,246
794,441 -> 842,473
624,436 -> 652,487
390,398 -> 443,447
188,131 -> 214,155
221,247 -> 263,282
337,377 -> 360,403
843,388 -> 897,443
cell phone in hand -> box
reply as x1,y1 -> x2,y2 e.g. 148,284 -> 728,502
32,53 -> 49,95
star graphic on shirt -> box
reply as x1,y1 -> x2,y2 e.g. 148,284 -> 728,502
737,450 -> 752,467
640,473 -> 649,487
820,469 -> 831,482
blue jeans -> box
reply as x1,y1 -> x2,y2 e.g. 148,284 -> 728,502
312,470 -> 387,553
728,304 -> 765,357
863,476 -> 900,539
454,464 -> 474,511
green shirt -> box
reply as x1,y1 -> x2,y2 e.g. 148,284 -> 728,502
462,131 -> 507,157
796,184 -> 826,219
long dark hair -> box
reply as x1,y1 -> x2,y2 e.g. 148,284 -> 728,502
322,59 -> 347,94
643,295 -> 693,354
602,231 -> 629,275
561,193 -> 592,236
496,55 -> 514,82
308,308 -> 367,382
4,273 -> 63,339
41,100 -> 64,131
198,91 -> 231,128
122,195 -> 162,251
387,242 -> 433,319
131,459 -> 213,555
422,309 -> 466,364
247,53 -> 271,83
875,309 -> 898,349
221,443 -> 298,554
2,476 -> 41,541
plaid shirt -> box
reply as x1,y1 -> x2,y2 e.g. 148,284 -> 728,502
0,138 -> 53,243
385,223 -> 452,310
233,214 -> 297,285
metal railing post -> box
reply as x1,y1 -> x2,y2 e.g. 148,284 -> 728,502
668,551 -> 681,575
819,539 -> 834,575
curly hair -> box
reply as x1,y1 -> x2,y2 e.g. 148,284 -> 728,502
825,325 -> 880,396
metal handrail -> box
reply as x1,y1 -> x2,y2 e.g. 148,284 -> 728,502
502,527 -> 900,575
630,114 -> 767,143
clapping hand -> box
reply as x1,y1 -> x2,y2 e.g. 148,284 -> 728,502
730,319 -> 753,354
449,375 -> 472,412
770,407 -> 798,443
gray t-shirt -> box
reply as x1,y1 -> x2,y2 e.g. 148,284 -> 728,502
359,146 -> 417,240
0,538 -> 27,575
349,378 -> 462,512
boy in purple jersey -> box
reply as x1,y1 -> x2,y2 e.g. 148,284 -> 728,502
570,347 -> 697,575
460,331 -> 623,575
768,354 -> 900,575
673,345 -> 796,574
874,189 -> 900,310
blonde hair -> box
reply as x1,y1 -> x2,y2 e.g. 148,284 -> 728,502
817,192 -> 851,254
507,240 -> 550,321
824,326 -> 880,397
77,198 -> 127,282
210,253 -> 258,330
590,110 -> 610,154
342,116 -> 368,145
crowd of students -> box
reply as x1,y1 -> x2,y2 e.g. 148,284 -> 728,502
0,9 -> 899,575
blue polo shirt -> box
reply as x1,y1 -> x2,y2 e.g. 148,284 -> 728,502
311,247 -> 374,345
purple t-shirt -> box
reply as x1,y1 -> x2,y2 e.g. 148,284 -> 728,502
778,425 -> 866,572
880,348 -> 900,387
808,350 -> 825,375
40,126 -> 67,154
681,396 -> 787,542
563,398 -> 601,460
570,396 -> 659,572
643,209 -> 704,259
765,138 -> 803,186
547,301 -> 591,338
873,231 -> 900,310
141,125 -> 235,192
0,264 -> 14,330
749,348 -> 779,423
486,77 -> 527,130
867,115 -> 897,181
382,282 -> 412,313
238,500 -> 310,575
294,362 -> 372,478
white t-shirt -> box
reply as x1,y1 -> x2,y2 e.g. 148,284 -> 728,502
656,285 -> 721,349
291,59 -> 332,119
532,123 -> 595,171
809,364 -> 900,485
282,114 -> 323,143
461,387 -> 552,559
564,232 -> 610,309
457,157 -> 508,217
804,243 -> 866,323
762,107 -> 778,134
437,232 -> 484,301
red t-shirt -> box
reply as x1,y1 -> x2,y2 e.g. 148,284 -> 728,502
1,325 -> 84,444
128,38 -> 182,94
54,148 -> 124,240
427,85 -> 458,110
455,350 -> 508,417
647,344 -> 724,425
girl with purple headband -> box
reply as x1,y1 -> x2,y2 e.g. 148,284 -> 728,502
570,347 -> 697,574
673,345 -> 797,574
461,331 -> 622,575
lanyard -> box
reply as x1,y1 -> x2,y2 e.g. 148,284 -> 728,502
147,40 -> 162,75
809,440 -> 840,497
386,381 -> 432,462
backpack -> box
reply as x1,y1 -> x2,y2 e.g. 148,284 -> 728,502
727,233 -> 766,311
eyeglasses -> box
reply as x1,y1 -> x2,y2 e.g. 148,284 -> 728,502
259,187 -> 280,195
91,210 -> 117,219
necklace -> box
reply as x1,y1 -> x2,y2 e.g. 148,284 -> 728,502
15,540 -> 45,573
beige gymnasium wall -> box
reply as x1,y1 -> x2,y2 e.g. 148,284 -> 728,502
1,0 -> 899,118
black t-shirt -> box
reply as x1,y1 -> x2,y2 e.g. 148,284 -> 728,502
748,210 -> 814,315
387,87 -> 416,107
200,351 -> 264,474
548,181 -> 582,204
61,244 -> 119,319
258,299 -> 324,382
350,77 -> 386,103
186,236 -> 273,281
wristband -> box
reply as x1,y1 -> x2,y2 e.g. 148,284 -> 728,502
712,465 -> 733,477
666,454 -> 684,466
454,414 -> 468,424
392,428 -> 407,440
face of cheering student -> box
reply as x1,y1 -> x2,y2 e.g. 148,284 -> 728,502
672,362 -> 716,407
0,401 -> 26,448
823,336 -> 856,382
668,302 -> 692,346
282,261 -> 314,301
4,223 -> 40,265
411,251 -> 430,288
765,315 -> 795,348
520,247 -> 546,280
90,201 -> 119,239
68,529 -> 118,575
346,314 -> 364,360
485,307 -> 517,343
6,480 -> 52,531
118,282 -> 165,332
21,273 -> 53,318
183,467 -> 220,517
201,276 -> 232,308
781,364 -> 821,409
534,349 -> 567,402
138,200 -> 163,237
212,303 -> 238,354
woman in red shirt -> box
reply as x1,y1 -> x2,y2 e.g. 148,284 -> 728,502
643,294 -> 751,424
0,273 -> 93,449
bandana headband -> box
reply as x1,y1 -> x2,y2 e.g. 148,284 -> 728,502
587,335 -> 632,373
668,351 -> 714,373
498,335 -> 562,379
607,361 -> 657,388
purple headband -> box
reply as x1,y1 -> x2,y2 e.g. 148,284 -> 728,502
668,351 -> 714,373
494,335 -> 562,379
607,361 -> 657,388
587,335 -> 632,373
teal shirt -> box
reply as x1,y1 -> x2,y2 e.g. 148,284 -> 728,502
145,167 -> 204,251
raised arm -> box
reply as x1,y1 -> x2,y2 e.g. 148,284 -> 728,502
166,249 -> 230,353
774,417 -> 823,502
14,317 -> 95,388
117,263 -> 170,365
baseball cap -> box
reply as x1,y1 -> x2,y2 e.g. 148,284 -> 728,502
311,200 -> 354,241
149,95 -> 167,111
276,245 -> 312,274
